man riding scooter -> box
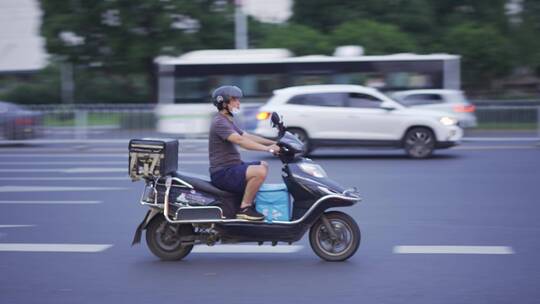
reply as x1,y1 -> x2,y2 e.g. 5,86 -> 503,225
209,85 -> 281,221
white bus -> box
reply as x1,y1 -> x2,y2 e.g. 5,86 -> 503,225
155,48 -> 460,134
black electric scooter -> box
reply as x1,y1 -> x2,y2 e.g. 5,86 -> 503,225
131,112 -> 362,261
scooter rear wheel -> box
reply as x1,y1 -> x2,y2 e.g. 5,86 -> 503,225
309,211 -> 360,262
146,215 -> 194,261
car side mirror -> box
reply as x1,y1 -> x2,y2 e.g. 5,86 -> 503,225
380,101 -> 396,111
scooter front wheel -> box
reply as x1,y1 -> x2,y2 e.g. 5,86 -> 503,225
309,211 -> 360,262
145,215 -> 194,261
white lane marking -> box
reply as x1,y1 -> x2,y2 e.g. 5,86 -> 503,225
0,161 -> 127,165
0,225 -> 35,228
0,186 -> 127,192
393,246 -> 515,255
192,245 -> 304,254
0,148 -> 208,153
0,201 -> 102,204
0,168 -> 125,173
0,177 -> 127,181
0,139 -> 208,144
462,137 -> 539,142
0,160 -> 209,166
0,243 -> 112,253
0,163 -> 207,173
0,153 -> 126,158
0,153 -> 206,158
64,168 -> 125,173
454,146 -> 538,150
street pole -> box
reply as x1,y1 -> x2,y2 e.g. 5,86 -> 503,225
60,61 -> 74,104
235,0 -> 248,49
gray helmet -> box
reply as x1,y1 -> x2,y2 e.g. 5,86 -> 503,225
212,85 -> 243,110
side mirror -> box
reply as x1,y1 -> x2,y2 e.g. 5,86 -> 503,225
380,101 -> 396,111
271,112 -> 282,126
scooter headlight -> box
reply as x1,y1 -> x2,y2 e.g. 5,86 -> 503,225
299,163 -> 327,178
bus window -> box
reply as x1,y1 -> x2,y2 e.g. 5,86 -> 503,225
206,74 -> 286,98
175,77 -> 207,102
293,74 -> 332,86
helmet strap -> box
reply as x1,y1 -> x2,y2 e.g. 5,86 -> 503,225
226,102 -> 234,117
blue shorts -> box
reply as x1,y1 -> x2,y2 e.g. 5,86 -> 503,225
210,161 -> 261,194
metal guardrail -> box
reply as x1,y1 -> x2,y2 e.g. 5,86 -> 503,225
1,103 -> 539,142
473,105 -> 540,139
26,104 -> 156,140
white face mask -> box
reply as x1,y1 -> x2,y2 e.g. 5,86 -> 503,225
230,107 -> 240,116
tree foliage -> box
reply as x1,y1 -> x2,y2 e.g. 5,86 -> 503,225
290,0 -> 537,92
39,0 -> 236,102
441,23 -> 512,88
331,20 -> 418,55
8,0 -> 537,103
258,23 -> 332,55
41,0 -> 235,72
292,0 -> 435,34
517,0 -> 540,73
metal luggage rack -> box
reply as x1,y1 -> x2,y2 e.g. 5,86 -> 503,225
139,176 -> 227,221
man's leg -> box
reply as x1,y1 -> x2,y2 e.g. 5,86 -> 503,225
240,161 -> 268,209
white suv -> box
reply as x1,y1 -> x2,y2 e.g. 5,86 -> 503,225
254,85 -> 463,158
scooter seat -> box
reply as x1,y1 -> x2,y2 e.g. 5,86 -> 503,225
172,171 -> 237,199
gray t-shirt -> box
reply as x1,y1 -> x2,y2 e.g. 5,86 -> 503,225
208,113 -> 244,174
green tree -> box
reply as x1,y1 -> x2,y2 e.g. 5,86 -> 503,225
516,0 -> 540,74
258,23 -> 332,55
40,0 -> 236,102
330,20 -> 418,55
441,23 -> 513,88
292,0 -> 435,34
431,0 -> 508,29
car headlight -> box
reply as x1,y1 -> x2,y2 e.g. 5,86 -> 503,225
439,116 -> 458,126
298,163 -> 327,178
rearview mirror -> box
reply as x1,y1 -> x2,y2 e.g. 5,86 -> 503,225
271,112 -> 282,126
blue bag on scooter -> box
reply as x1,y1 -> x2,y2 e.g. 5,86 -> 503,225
255,184 -> 291,222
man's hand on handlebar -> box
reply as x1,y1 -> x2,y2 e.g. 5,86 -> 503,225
267,144 -> 281,155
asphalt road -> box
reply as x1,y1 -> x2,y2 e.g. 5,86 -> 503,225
0,142 -> 539,304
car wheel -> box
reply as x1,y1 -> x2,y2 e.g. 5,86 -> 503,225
403,127 -> 435,159
286,128 -> 312,156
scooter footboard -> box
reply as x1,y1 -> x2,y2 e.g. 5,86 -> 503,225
175,206 -> 223,221
216,222 -> 308,243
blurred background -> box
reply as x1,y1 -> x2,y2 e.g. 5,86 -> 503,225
1,2 -> 540,304
1,0 -> 539,140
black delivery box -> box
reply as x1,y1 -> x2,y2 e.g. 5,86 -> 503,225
128,138 -> 178,180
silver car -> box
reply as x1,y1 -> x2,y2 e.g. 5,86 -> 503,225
389,89 -> 477,128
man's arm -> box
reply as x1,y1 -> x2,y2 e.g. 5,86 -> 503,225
243,132 -> 276,145
227,133 -> 278,153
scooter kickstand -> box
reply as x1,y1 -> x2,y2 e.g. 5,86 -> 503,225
321,215 -> 339,241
